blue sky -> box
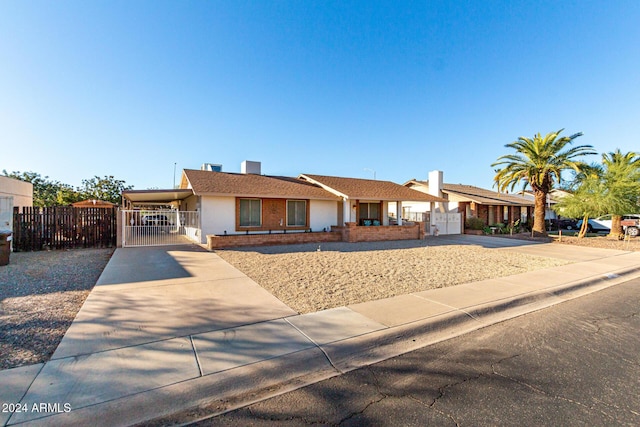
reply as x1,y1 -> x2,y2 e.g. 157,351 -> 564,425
1,1 -> 639,191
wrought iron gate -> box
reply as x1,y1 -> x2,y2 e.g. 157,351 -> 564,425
122,210 -> 200,247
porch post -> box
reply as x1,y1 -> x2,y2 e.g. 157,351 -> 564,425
430,203 -> 435,235
343,197 -> 351,225
396,201 -> 402,226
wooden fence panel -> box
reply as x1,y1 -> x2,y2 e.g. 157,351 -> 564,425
12,206 -> 117,251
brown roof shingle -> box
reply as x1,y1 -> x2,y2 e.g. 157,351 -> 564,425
409,180 -> 534,206
182,169 -> 341,200
300,174 -> 446,202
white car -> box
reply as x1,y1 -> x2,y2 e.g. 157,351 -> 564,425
589,214 -> 640,236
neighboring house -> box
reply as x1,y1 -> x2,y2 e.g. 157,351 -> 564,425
298,174 -> 446,227
403,170 -> 534,228
0,176 -> 34,235
0,175 -> 33,209
72,199 -> 119,208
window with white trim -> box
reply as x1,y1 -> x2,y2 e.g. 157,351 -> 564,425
239,199 -> 261,227
287,200 -> 306,226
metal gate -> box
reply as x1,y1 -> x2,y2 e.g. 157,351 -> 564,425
433,212 -> 462,235
122,210 -> 200,247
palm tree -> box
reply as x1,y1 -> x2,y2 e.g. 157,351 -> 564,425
601,149 -> 640,237
492,129 -> 596,236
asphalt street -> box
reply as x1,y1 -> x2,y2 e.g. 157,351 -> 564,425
191,278 -> 640,427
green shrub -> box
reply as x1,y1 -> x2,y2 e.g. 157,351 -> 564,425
465,216 -> 486,230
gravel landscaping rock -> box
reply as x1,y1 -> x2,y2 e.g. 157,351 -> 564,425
215,239 -> 571,314
0,248 -> 113,370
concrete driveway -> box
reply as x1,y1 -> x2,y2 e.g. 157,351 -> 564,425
53,245 -> 298,358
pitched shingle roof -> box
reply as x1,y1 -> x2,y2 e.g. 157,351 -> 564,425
181,169 -> 341,200
408,180 -> 534,206
300,174 -> 446,202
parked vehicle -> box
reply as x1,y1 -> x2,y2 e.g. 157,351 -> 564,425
546,218 -> 578,231
558,218 -> 579,230
576,218 -> 610,234
141,214 -> 170,226
594,214 -> 640,236
576,214 -> 640,236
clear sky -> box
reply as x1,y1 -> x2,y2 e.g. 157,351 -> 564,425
1,1 -> 639,191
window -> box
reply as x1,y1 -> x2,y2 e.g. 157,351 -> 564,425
239,199 -> 261,226
503,206 -> 509,222
287,200 -> 306,226
359,202 -> 381,220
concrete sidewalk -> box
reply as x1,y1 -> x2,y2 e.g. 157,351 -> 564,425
2,236 -> 640,426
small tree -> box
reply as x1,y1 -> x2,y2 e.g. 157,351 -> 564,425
78,175 -> 133,205
553,172 -> 607,238
554,150 -> 640,238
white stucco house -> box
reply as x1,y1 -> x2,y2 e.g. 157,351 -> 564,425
122,161 -> 446,248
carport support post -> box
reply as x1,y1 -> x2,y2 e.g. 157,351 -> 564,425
396,201 -> 403,226
116,209 -> 123,247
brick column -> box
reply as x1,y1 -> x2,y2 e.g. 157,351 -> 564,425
343,222 -> 358,242
418,221 -> 427,239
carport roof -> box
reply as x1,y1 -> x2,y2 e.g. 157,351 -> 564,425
122,189 -> 194,204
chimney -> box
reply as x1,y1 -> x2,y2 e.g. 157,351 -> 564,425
428,170 -> 443,198
428,170 -> 445,213
241,160 -> 261,175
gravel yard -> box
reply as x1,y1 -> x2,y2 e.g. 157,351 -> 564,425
215,239 -> 571,314
0,248 -> 113,370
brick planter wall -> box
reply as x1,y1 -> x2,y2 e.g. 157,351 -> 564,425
207,231 -> 342,249
207,222 -> 427,249
335,222 -> 426,242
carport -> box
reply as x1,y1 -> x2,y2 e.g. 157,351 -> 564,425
121,189 -> 200,247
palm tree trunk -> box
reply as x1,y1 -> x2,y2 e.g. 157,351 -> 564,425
609,215 -> 622,238
533,190 -> 548,236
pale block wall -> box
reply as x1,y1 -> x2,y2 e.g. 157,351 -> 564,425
309,200 -> 339,231
0,176 -> 33,208
200,196 -> 236,242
